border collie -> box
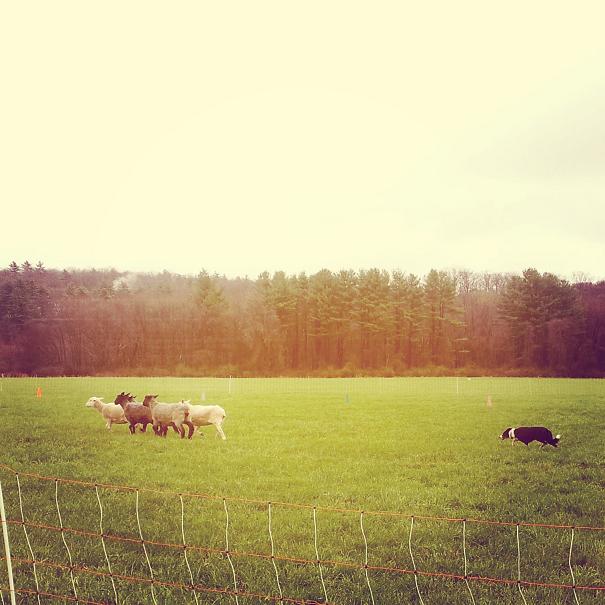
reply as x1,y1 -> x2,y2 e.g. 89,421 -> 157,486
500,426 -> 561,448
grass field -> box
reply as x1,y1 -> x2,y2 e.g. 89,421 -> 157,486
0,377 -> 604,604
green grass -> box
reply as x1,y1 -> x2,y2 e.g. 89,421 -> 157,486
0,377 -> 604,604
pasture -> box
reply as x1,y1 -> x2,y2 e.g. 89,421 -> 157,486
0,377 -> 604,604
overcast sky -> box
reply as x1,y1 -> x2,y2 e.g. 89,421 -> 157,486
2,2 -> 604,280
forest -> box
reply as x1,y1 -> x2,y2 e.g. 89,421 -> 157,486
1,261 -> 604,377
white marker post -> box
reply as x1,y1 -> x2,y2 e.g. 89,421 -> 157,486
0,480 -> 17,605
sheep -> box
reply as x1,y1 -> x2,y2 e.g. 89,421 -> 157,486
145,395 -> 194,439
85,396 -> 127,430
183,402 -> 227,440
114,392 -> 153,434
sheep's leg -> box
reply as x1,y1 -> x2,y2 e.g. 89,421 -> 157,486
106,420 -> 112,430
129,423 -> 136,434
215,423 -> 227,440
185,421 -> 194,439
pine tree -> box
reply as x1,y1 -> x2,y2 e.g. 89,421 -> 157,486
355,269 -> 392,367
424,269 -> 457,365
499,268 -> 578,367
391,271 -> 424,368
195,270 -> 228,363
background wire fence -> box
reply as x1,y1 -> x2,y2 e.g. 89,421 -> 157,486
2,376 -> 605,400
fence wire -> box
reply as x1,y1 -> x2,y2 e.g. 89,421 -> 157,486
1,464 -> 603,605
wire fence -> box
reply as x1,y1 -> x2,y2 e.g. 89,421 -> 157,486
1,376 -> 604,403
1,464 -> 604,605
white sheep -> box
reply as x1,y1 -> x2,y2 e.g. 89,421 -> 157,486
85,396 -> 127,430
183,402 -> 227,439
145,395 -> 194,438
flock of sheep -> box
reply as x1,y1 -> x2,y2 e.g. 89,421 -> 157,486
85,392 -> 227,439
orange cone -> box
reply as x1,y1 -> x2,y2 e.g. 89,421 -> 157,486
36,387 -> 42,398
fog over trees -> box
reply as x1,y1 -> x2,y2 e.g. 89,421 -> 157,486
1,262 -> 603,376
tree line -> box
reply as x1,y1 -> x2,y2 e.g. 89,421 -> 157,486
1,261 -> 604,376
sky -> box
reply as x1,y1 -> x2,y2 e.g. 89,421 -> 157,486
2,2 -> 604,281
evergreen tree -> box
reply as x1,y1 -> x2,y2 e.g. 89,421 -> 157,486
424,269 -> 457,365
333,270 -> 357,367
355,269 -> 392,367
308,270 -> 336,368
499,268 -> 578,367
391,271 -> 424,368
195,270 -> 228,363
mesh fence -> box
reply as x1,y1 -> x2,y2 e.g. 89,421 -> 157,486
1,465 -> 604,605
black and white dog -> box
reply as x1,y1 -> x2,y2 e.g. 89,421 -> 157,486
500,427 -> 561,448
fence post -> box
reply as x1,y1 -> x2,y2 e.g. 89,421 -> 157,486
0,480 -> 17,605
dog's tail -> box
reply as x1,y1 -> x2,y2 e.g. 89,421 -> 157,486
551,433 -> 561,447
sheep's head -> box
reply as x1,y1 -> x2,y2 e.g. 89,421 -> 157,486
114,392 -> 130,406
142,394 -> 158,407
85,396 -> 103,407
